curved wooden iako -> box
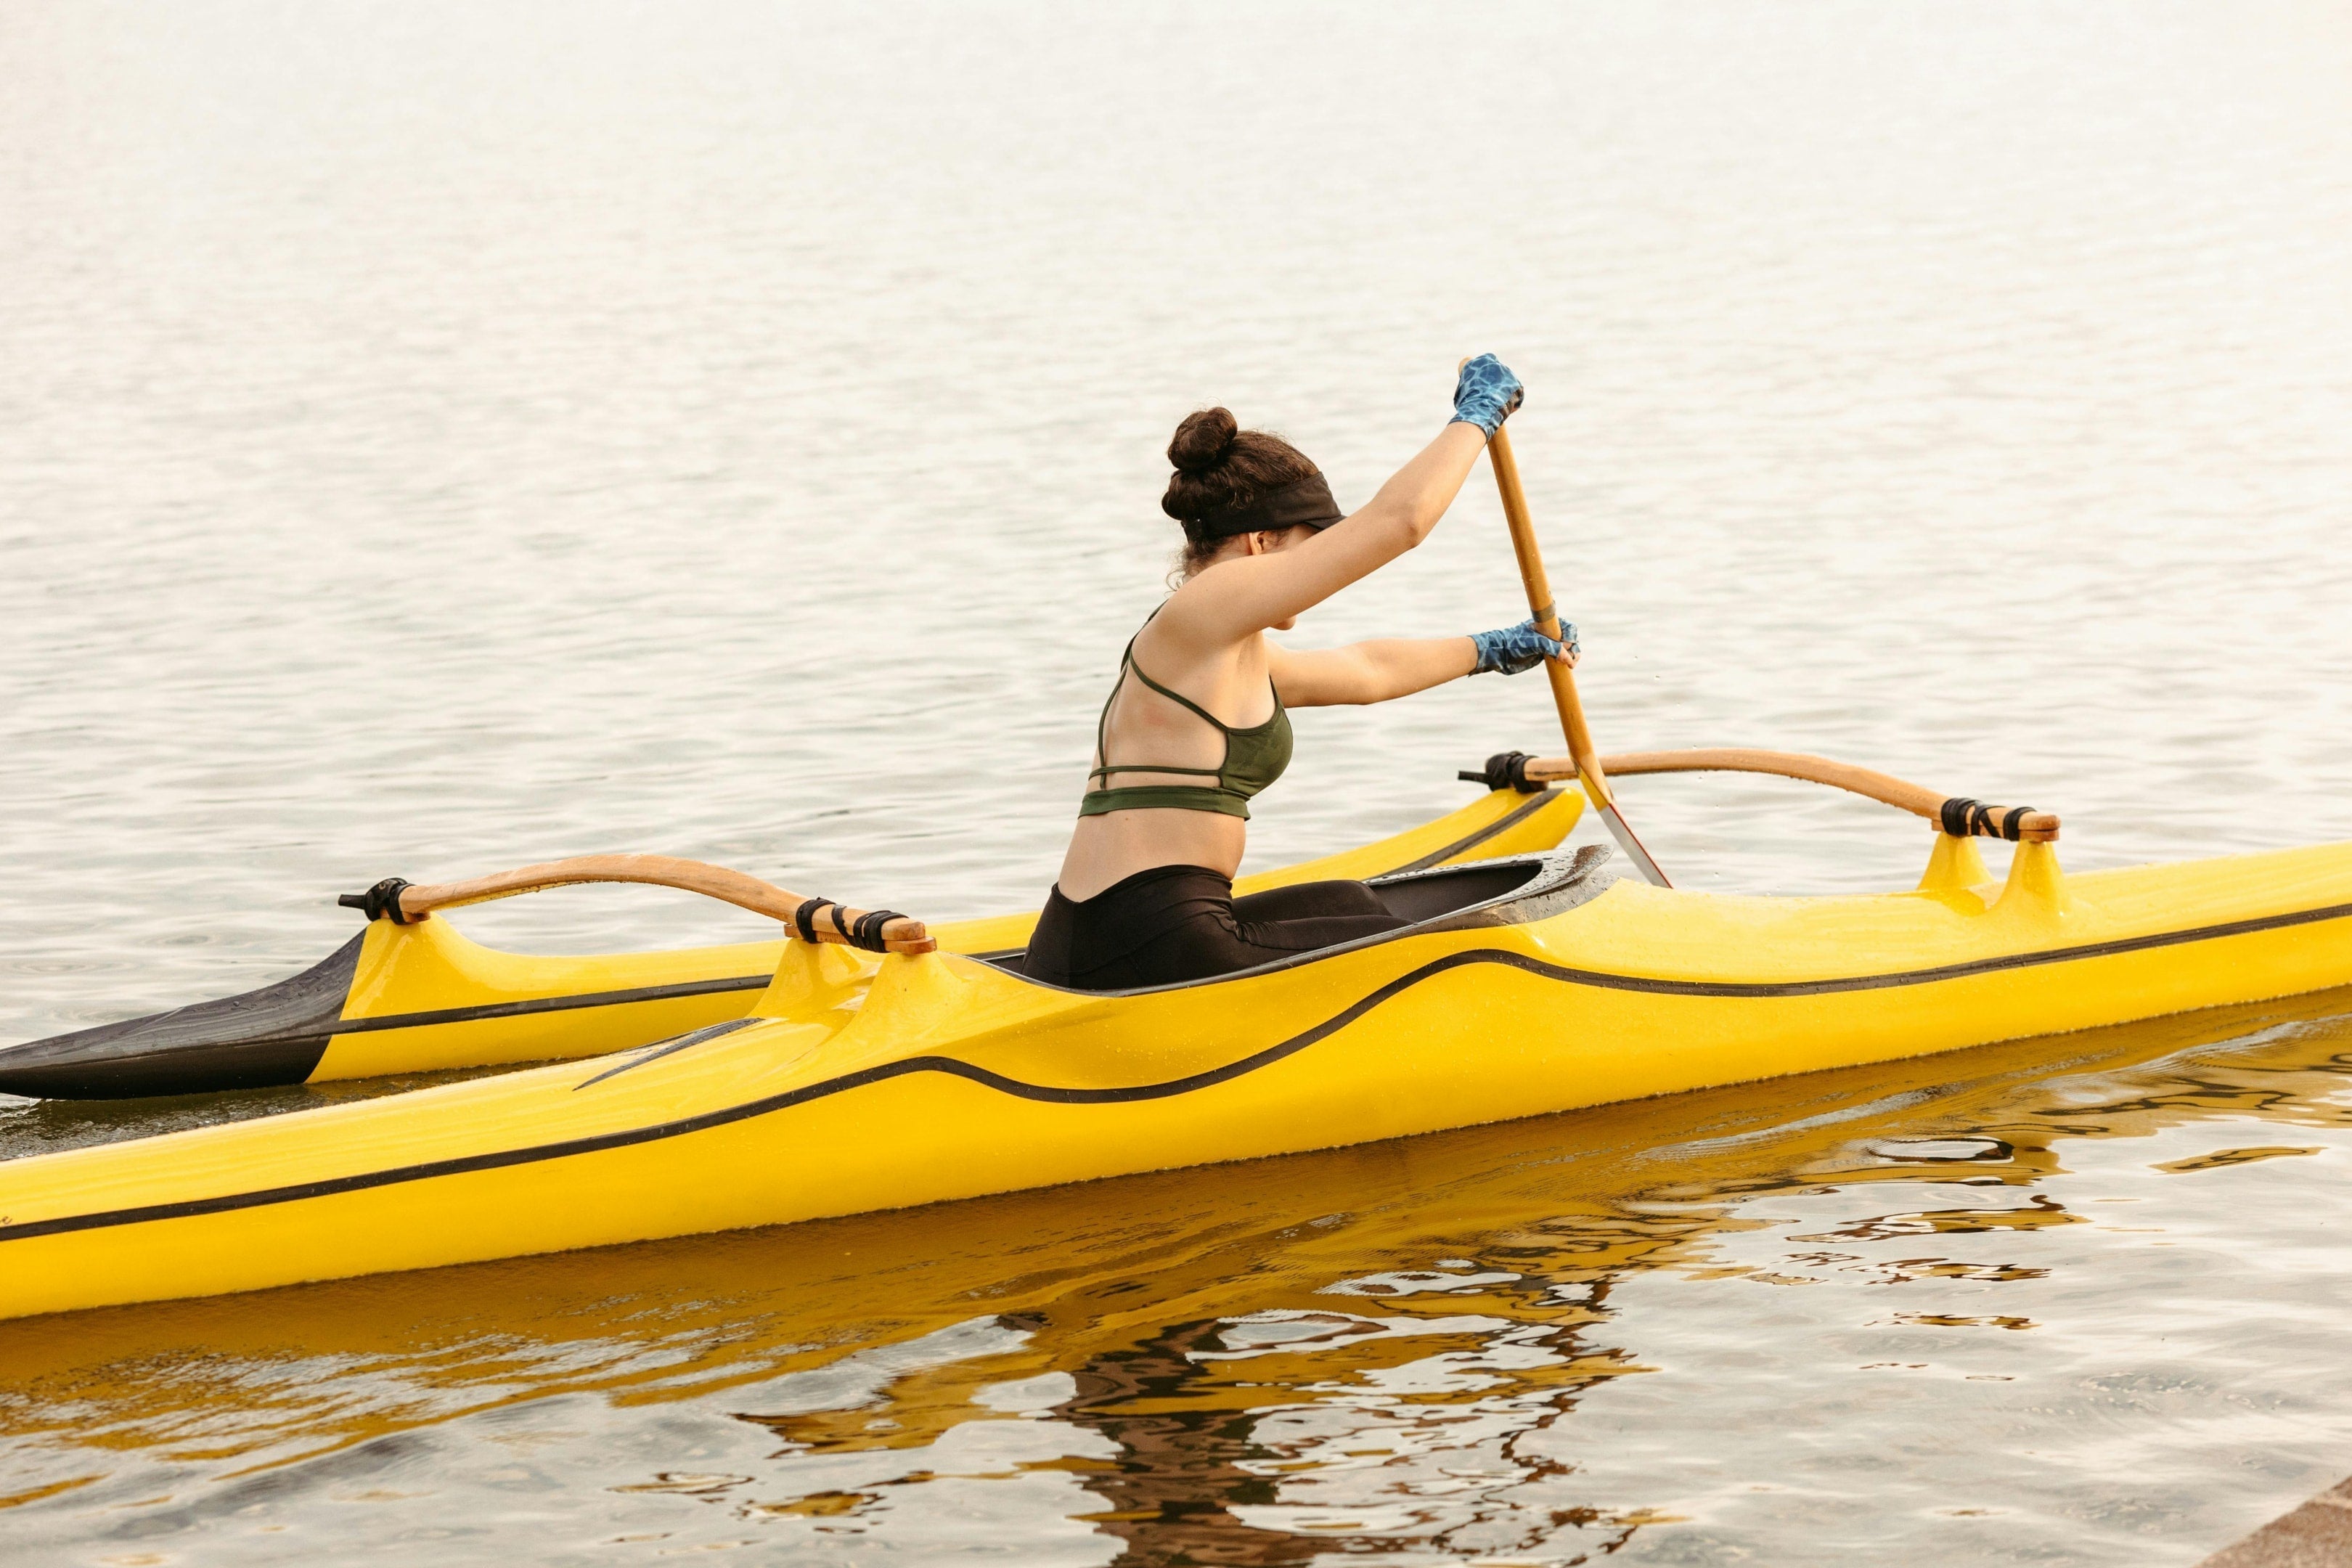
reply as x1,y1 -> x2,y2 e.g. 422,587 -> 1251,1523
360,855 -> 936,954
1502,748 -> 2060,841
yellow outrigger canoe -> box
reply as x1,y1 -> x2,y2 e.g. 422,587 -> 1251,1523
0,786 -> 1579,1099
3,788 -> 2350,1320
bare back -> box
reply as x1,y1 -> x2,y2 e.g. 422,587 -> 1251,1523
1056,617 -> 1276,900
1051,417 -> 1493,902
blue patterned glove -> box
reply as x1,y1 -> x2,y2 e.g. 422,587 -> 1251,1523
1470,618 -> 1576,675
1450,354 -> 1524,438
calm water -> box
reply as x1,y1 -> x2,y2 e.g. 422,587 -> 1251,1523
4,2 -> 2351,1562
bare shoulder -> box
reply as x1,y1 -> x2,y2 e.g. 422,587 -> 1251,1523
1153,552 -> 1285,648
1141,578 -> 1271,683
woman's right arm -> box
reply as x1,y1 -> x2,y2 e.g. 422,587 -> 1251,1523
1177,421 -> 1490,640
1173,357 -> 1524,642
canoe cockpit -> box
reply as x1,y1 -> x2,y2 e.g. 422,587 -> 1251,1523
983,845 -> 1616,992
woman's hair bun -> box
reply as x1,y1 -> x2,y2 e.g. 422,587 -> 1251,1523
1158,407 -> 1318,551
1167,407 -> 1239,475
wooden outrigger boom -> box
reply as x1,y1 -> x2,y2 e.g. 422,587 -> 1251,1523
1466,747 -> 2060,842
339,857 -> 937,954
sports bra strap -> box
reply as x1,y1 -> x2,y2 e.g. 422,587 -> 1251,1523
1090,761 -> 1222,780
1122,655 -> 1236,733
1080,611 -> 1293,822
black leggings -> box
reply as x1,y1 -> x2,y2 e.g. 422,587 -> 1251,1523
1024,865 -> 1408,992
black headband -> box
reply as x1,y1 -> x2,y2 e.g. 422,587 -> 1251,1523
1188,472 -> 1344,540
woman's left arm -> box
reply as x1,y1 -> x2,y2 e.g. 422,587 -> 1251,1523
1268,638 -> 1474,707
1269,617 -> 1576,707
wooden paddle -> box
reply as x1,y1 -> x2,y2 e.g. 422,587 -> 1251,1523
1484,422 -> 1673,887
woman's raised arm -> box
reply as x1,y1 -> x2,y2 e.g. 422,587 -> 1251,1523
1173,420 -> 1490,640
1165,356 -> 1523,642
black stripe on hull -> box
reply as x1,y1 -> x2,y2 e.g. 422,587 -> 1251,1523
1387,788 -> 1561,875
324,971 -> 774,1039
7,896 -> 2350,1244
573,1018 -> 759,1090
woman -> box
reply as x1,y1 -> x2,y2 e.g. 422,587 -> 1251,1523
1025,354 -> 1570,992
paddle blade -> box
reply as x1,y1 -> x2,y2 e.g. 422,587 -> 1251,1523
1596,800 -> 1672,888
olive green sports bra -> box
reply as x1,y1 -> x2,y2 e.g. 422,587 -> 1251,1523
1079,624 -> 1293,821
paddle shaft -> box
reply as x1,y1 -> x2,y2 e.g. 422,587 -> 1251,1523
1484,425 -> 1672,886
1485,430 -> 1604,799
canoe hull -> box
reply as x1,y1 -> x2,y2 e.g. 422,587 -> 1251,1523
4,838 -> 2350,1320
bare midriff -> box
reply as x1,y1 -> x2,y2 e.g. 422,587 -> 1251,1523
1057,806 -> 1249,902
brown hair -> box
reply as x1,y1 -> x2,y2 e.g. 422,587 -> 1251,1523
1160,407 -> 1320,576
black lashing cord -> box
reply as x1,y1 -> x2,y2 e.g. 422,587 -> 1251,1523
337,877 -> 417,924
792,897 -> 907,952
1938,798 -> 2038,841
791,897 -> 825,944
853,910 -> 905,950
1457,750 -> 1548,794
